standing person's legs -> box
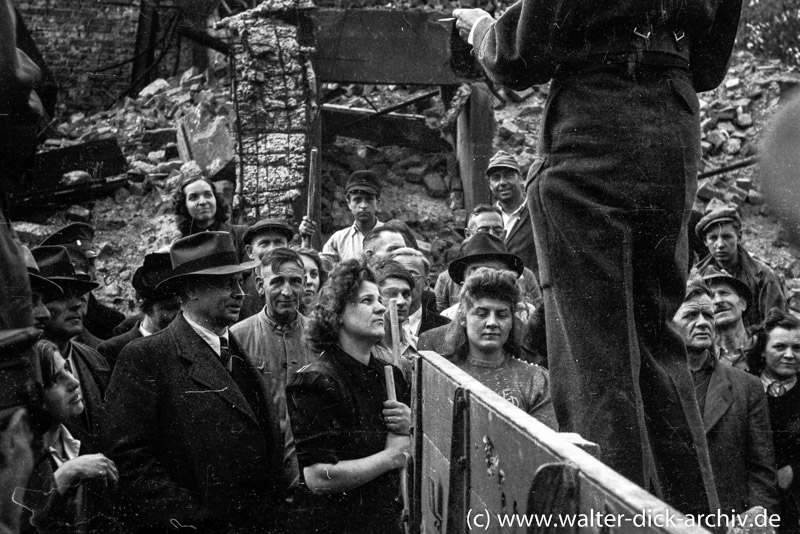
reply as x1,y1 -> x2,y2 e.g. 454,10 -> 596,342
528,68 -> 718,515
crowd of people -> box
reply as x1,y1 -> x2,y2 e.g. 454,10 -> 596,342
5,0 -> 797,532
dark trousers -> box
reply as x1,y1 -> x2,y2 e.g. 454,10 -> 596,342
528,66 -> 719,515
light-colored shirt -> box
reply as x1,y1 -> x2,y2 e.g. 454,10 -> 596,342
760,373 -> 797,395
407,306 -> 422,339
321,220 -> 384,263
496,200 -> 525,240
184,313 -> 230,369
49,424 -> 80,468
139,323 -> 154,338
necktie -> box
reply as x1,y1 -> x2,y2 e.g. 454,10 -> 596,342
768,381 -> 787,397
219,337 -> 232,369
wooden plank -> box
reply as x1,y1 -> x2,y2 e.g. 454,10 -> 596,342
456,83 -> 493,220
322,104 -> 450,152
313,9 -> 468,85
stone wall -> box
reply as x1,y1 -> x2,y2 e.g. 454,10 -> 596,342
220,0 -> 316,221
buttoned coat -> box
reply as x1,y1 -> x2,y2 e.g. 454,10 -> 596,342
104,314 -> 286,533
703,360 -> 778,515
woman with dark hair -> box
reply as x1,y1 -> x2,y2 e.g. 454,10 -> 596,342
446,267 -> 556,429
171,174 -> 248,261
294,247 -> 328,314
746,308 -> 800,533
286,259 -> 411,534
18,340 -> 118,533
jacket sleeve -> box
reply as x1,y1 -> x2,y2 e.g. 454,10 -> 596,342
759,269 -> 787,319
472,0 -> 558,90
746,377 -> 780,514
103,342 -> 205,530
689,0 -> 743,92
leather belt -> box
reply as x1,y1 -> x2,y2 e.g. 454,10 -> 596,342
561,27 -> 691,70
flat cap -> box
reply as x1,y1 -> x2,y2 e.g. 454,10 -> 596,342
243,219 -> 295,245
345,170 -> 381,196
695,205 -> 742,239
486,150 -> 520,175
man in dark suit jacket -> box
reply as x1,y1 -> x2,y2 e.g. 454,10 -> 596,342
673,280 -> 778,517
104,232 -> 287,533
33,245 -> 110,454
485,150 -> 538,283
97,252 -> 179,370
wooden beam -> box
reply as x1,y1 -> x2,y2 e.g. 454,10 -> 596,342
130,0 -> 160,96
456,83 -> 493,220
313,9 -> 475,85
322,104 -> 450,152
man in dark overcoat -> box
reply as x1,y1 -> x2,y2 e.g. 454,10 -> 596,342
104,231 -> 287,533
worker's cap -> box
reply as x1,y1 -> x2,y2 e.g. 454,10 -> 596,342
702,265 -> 752,303
40,223 -> 97,258
695,205 -> 742,239
345,170 -> 381,197
32,246 -> 99,297
243,219 -> 295,246
485,150 -> 520,175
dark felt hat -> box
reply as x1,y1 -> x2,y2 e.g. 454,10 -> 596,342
0,326 -> 43,411
448,233 -> 524,285
21,246 -> 63,300
243,219 -> 295,245
702,265 -> 753,302
32,246 -> 99,297
345,170 -> 381,196
157,232 -> 260,289
486,150 -> 520,175
132,252 -> 177,300
40,223 -> 97,258
695,205 -> 743,239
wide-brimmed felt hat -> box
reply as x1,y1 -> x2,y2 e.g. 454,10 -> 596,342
0,326 -> 44,410
40,222 -> 98,258
243,219 -> 295,245
695,205 -> 743,239
702,265 -> 753,303
157,232 -> 260,289
132,252 -> 177,300
485,150 -> 520,175
448,233 -> 524,285
32,246 -> 99,297
345,170 -> 381,196
21,246 -> 63,300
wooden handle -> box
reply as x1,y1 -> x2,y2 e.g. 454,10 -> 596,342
388,298 -> 402,363
384,365 -> 397,401
302,147 -> 319,249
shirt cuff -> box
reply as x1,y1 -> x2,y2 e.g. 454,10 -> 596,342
468,14 -> 494,46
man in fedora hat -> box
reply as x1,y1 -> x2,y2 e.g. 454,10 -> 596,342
40,222 -> 126,341
97,252 -> 180,371
694,205 -> 786,328
703,267 -> 755,370
299,170 -> 385,264
33,246 -> 110,455
104,232 -> 287,533
0,326 -> 44,534
239,219 -> 297,320
485,150 -> 539,281
21,245 -> 62,332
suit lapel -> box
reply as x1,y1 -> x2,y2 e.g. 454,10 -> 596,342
173,316 -> 259,425
703,364 -> 733,433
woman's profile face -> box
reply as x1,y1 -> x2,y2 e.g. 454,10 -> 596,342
183,180 -> 217,224
340,281 -> 386,343
764,326 -> 800,380
44,351 -> 84,423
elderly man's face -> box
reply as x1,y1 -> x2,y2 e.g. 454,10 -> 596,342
704,222 -> 739,267
710,281 -> 747,328
368,231 -> 405,260
44,292 -> 87,341
191,274 -> 245,330
246,230 -> 289,264
466,211 -> 505,240
259,261 -> 304,324
673,294 -> 716,353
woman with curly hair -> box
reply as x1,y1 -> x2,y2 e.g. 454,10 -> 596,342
746,308 -> 800,532
446,267 -> 556,429
171,173 -> 247,262
286,259 -> 411,534
294,246 -> 328,314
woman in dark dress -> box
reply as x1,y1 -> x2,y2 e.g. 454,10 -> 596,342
747,308 -> 800,533
286,259 -> 411,534
171,174 -> 248,262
